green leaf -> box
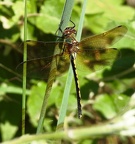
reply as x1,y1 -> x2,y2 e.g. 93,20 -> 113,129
1,121 -> 18,141
93,94 -> 117,119
93,93 -> 130,119
27,81 -> 46,126
85,0 -> 134,33
36,0 -> 64,34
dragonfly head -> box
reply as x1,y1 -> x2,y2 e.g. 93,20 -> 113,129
63,27 -> 77,37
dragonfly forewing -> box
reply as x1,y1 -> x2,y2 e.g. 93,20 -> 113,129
79,25 -> 127,49
17,40 -> 70,81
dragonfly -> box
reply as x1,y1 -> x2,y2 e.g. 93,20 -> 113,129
19,22 -> 127,118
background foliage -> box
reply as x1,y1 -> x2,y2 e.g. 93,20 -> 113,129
0,0 -> 135,143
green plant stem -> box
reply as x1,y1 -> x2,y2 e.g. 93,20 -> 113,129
22,0 -> 27,135
3,108 -> 135,144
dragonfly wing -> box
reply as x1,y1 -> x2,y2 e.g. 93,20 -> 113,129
79,25 -> 127,49
76,48 -> 119,74
56,51 -> 70,76
76,25 -> 127,74
25,40 -> 64,60
17,40 -> 69,81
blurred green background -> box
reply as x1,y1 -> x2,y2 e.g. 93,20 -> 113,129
0,0 -> 135,143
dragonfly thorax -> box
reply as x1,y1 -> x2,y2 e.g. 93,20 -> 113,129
65,39 -> 79,56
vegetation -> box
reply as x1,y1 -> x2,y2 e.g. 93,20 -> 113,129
0,0 -> 135,143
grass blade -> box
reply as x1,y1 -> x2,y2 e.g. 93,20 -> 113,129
22,0 -> 28,135
57,0 -> 88,129
36,0 -> 75,134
